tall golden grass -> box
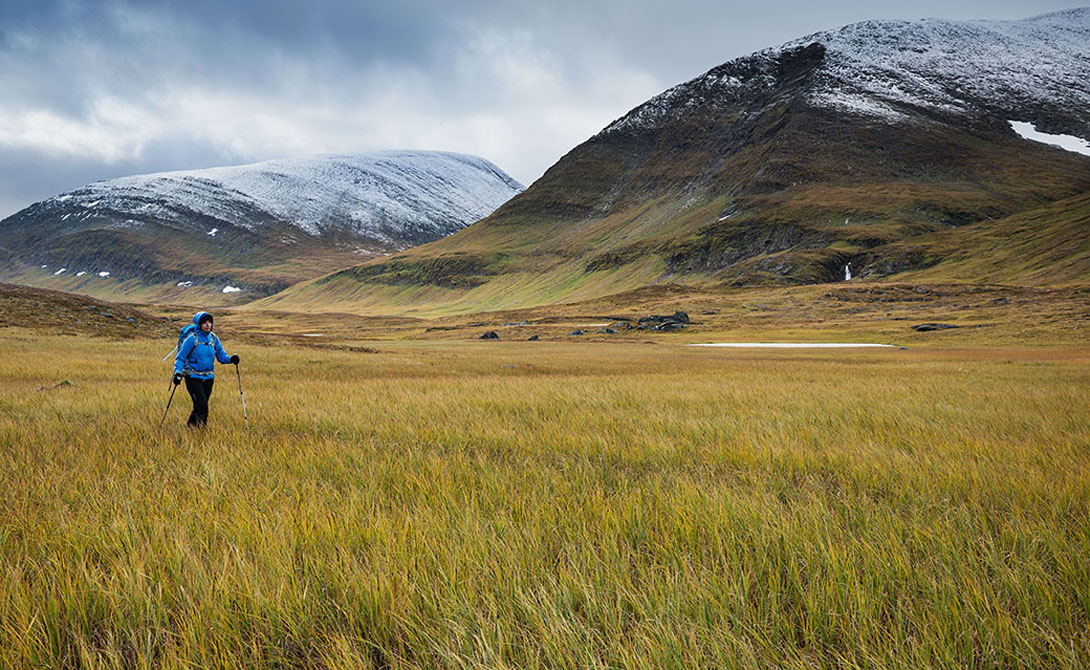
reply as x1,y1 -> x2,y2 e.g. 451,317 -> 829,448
2,332 -> 1088,668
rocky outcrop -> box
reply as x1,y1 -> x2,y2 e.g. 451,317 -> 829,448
637,311 -> 691,331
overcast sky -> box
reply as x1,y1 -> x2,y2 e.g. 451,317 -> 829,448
0,0 -> 1084,218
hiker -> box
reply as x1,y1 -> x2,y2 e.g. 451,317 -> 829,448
173,311 -> 239,428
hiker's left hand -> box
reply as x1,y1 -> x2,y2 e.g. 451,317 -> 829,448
230,354 -> 240,365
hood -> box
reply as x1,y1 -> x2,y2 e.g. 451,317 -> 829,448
192,311 -> 213,328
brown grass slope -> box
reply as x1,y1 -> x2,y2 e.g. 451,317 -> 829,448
0,282 -> 172,338
0,217 -> 374,306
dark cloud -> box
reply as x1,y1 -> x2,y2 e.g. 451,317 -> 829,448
1,0 -> 1086,217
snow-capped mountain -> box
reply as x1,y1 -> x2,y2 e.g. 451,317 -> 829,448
606,9 -> 1090,136
57,151 -> 523,245
276,9 -> 1090,314
0,151 -> 523,299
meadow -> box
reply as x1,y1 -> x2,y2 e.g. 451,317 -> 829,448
1,328 -> 1089,668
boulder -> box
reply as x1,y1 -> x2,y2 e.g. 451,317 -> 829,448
527,335 -> 540,341
568,329 -> 585,336
913,323 -> 959,332
652,321 -> 686,332
638,310 -> 690,329
479,331 -> 500,340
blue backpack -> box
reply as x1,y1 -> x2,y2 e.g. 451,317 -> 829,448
162,324 -> 198,361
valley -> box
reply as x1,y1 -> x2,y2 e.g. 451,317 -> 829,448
2,7 -> 1089,668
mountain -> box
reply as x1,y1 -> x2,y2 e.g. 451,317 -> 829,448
0,151 -> 523,302
260,9 -> 1090,317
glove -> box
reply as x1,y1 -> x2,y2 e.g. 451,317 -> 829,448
172,373 -> 182,386
230,354 -> 240,365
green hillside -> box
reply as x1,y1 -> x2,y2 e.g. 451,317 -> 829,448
879,193 -> 1090,285
255,86 -> 1090,317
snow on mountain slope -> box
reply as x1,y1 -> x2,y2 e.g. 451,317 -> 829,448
34,151 -> 523,248
796,9 -> 1090,124
605,8 -> 1090,135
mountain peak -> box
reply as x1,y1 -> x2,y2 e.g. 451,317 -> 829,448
73,150 -> 523,242
603,10 -> 1090,136
784,11 -> 1090,126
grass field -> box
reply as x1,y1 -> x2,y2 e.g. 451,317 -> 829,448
2,324 -> 1089,668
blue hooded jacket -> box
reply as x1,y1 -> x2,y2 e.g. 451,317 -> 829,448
174,311 -> 233,379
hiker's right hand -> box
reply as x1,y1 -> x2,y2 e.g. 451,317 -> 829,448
172,373 -> 182,386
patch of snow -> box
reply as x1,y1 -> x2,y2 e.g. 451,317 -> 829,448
177,281 -> 193,287
1009,121 -> 1090,156
107,218 -> 144,230
300,333 -> 323,337
85,200 -> 102,208
690,342 -> 896,348
207,228 -> 218,236
98,271 -> 110,277
55,194 -> 73,202
61,214 -> 71,221
845,263 -> 852,281
54,268 -> 66,275
76,271 -> 87,277
222,285 -> 242,293
40,264 -> 47,268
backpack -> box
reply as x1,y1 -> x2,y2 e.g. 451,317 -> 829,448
162,324 -> 198,361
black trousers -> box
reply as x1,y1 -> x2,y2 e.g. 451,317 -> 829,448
185,376 -> 215,427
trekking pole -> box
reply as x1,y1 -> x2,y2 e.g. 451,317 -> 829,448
235,363 -> 248,423
159,381 -> 179,429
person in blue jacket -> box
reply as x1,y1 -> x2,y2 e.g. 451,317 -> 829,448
173,311 -> 239,428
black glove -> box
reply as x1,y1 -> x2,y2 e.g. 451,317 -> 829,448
172,373 -> 182,386
230,354 -> 240,365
